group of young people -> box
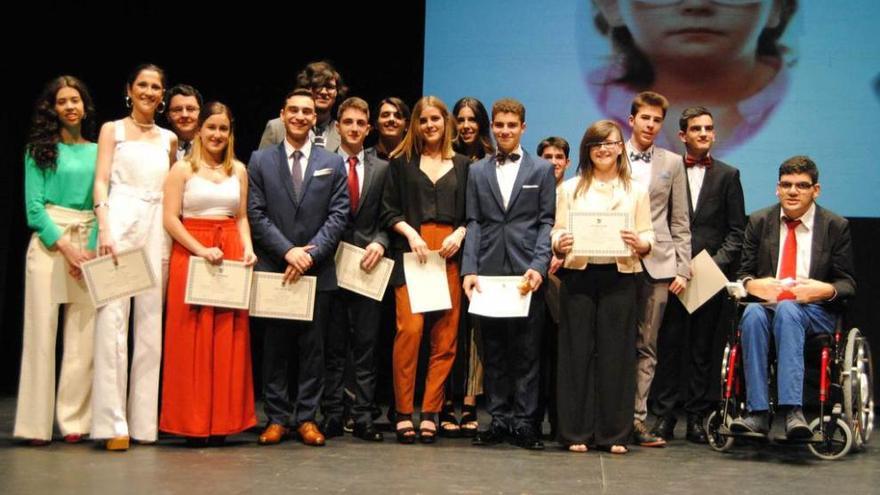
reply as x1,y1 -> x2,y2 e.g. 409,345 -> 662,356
15,57 -> 854,456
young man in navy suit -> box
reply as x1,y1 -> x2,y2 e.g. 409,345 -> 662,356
248,88 -> 349,446
320,97 -> 389,442
462,98 -> 556,450
731,156 -> 855,439
651,107 -> 746,443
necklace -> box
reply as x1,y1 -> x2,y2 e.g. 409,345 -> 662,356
130,115 -> 155,130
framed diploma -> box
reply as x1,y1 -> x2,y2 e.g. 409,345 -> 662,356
569,211 -> 632,257
81,247 -> 157,308
249,272 -> 316,321
334,242 -> 394,302
184,257 -> 253,310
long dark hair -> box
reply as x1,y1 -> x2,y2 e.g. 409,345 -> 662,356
452,97 -> 494,161
26,75 -> 96,170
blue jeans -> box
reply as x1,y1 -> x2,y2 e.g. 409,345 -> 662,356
740,301 -> 836,412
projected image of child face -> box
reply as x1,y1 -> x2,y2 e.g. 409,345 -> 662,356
598,0 -> 781,64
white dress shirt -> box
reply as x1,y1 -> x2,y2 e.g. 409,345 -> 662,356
284,138 -> 312,182
686,164 -> 707,211
775,203 -> 815,280
339,148 -> 365,196
625,140 -> 654,189
495,145 -> 523,210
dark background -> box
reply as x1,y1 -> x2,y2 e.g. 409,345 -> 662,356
1,2 -> 877,400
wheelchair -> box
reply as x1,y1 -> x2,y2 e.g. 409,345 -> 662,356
705,283 -> 874,460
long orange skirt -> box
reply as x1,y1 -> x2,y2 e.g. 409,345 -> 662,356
159,218 -> 256,437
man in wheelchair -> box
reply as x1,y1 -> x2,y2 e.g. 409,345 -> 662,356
730,156 -> 856,439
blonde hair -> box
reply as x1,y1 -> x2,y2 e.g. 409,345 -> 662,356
390,96 -> 456,161
188,101 -> 236,176
574,120 -> 631,198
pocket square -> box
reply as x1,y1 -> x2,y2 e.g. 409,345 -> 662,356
314,168 -> 333,177
522,184 -> 539,189
659,171 -> 671,180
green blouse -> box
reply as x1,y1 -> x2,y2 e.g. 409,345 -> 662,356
24,142 -> 97,247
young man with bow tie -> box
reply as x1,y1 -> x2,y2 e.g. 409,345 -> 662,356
624,91 -> 692,447
650,107 -> 746,443
462,98 -> 556,450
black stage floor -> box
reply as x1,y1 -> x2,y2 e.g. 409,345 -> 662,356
0,398 -> 877,494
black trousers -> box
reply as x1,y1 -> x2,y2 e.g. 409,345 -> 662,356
652,292 -> 723,418
322,289 -> 382,426
479,290 -> 544,431
262,291 -> 330,426
556,265 -> 637,446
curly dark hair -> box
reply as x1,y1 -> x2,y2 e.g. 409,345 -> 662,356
26,75 -> 97,170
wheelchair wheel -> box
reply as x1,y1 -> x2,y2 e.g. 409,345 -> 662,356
807,417 -> 853,460
843,329 -> 874,449
706,410 -> 734,452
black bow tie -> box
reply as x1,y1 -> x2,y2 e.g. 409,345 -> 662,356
179,141 -> 191,152
495,152 -> 521,164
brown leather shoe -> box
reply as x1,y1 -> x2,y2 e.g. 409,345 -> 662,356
258,424 -> 289,445
297,421 -> 326,446
105,436 -> 130,451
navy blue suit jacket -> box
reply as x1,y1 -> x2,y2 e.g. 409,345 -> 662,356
461,151 -> 556,278
247,142 -> 349,291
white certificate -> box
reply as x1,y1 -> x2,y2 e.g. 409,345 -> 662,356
403,250 -> 452,314
184,257 -> 253,310
468,276 -> 532,318
81,247 -> 157,308
334,242 -> 394,302
249,272 -> 316,321
569,211 -> 632,257
677,250 -> 730,314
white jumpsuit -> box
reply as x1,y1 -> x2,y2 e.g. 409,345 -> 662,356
90,120 -> 171,441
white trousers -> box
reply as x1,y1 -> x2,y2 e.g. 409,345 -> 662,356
14,207 -> 96,440
91,187 -> 166,441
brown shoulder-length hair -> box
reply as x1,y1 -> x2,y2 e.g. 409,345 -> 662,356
574,119 -> 631,198
390,96 -> 456,162
26,75 -> 97,170
188,101 -> 236,176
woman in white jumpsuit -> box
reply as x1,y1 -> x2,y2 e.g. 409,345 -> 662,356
91,64 -> 176,450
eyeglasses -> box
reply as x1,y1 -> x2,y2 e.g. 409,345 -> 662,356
312,83 -> 338,93
637,0 -> 762,5
168,105 -> 200,114
777,181 -> 814,191
590,141 -> 622,149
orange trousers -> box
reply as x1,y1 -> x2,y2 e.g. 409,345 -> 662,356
393,223 -> 461,415
160,218 -> 257,437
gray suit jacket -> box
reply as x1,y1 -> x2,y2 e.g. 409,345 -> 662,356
341,147 -> 390,250
258,117 -> 341,152
632,145 -> 692,280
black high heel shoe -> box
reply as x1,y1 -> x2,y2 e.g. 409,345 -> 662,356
395,413 -> 416,444
439,402 -> 461,438
459,404 -> 479,438
419,412 -> 438,444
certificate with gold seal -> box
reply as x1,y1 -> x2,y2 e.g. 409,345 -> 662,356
184,257 -> 253,310
81,247 -> 157,308
249,272 -> 316,321
569,211 -> 632,257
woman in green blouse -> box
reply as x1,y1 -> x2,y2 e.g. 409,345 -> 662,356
14,76 -> 98,445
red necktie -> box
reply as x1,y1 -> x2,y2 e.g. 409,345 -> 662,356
777,218 -> 801,301
684,154 -> 712,168
347,155 -> 360,214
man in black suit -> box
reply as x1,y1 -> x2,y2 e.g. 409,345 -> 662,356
321,97 -> 389,442
651,107 -> 746,443
730,156 -> 856,439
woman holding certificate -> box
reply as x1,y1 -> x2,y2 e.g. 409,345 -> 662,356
160,101 -> 257,445
15,76 -> 98,446
91,64 -> 176,450
381,96 -> 469,444
551,120 -> 653,455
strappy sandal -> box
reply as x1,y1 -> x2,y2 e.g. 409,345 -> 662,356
459,404 -> 479,438
600,444 -> 628,454
395,413 -> 416,444
419,413 -> 438,444
439,402 -> 461,438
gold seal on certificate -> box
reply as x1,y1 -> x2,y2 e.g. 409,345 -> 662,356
334,242 -> 394,302
184,257 -> 253,310
81,247 -> 157,308
569,211 -> 632,257
249,272 -> 316,321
